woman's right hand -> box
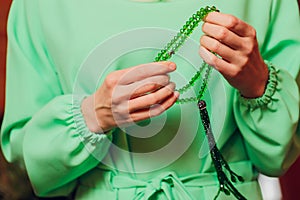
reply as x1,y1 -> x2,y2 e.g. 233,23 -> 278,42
81,61 -> 179,133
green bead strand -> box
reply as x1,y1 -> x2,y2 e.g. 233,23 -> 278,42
197,63 -> 212,100
154,6 -> 218,104
155,6 -> 218,62
176,64 -> 205,94
176,62 -> 212,103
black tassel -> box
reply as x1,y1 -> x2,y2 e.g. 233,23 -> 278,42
198,100 -> 247,200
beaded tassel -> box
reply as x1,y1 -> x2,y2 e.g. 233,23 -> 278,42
198,101 -> 246,200
154,5 -> 247,200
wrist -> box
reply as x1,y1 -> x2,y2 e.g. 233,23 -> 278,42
238,61 -> 278,109
81,95 -> 105,133
240,62 -> 269,98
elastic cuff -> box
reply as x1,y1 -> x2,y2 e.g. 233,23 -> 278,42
72,95 -> 113,145
238,61 -> 278,109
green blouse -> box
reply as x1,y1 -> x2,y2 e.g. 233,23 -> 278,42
1,0 -> 300,199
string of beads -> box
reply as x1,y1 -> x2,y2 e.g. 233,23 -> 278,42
155,6 -> 247,200
154,6 -> 218,103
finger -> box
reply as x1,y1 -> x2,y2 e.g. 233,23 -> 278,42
200,35 -> 238,63
116,61 -> 176,85
204,12 -> 256,38
149,91 -> 179,117
128,82 -> 176,112
130,91 -> 179,122
198,46 -> 236,78
129,75 -> 170,99
112,75 -> 170,102
202,22 -> 243,50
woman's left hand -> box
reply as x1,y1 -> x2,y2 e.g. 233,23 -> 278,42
199,12 -> 268,98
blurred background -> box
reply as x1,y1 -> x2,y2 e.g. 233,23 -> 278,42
0,1 -> 299,199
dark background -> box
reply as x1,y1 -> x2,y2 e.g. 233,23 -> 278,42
0,1 -> 299,199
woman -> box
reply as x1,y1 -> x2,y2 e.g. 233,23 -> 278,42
1,0 -> 300,199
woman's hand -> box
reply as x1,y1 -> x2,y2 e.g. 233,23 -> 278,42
199,12 -> 269,98
81,62 -> 179,133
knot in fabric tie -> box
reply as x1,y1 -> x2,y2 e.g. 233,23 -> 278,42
111,171 -> 194,200
148,175 -> 173,191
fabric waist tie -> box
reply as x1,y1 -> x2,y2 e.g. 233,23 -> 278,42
109,161 -> 255,200
76,161 -> 256,199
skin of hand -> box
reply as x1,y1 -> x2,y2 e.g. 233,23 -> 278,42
199,12 -> 269,98
81,61 -> 179,133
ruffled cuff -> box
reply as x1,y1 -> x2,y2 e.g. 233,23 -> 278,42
72,95 -> 113,160
238,61 -> 278,110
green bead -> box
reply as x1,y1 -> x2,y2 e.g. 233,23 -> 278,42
189,97 -> 195,102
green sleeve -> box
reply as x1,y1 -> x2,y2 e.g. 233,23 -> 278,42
0,1 -> 111,197
233,0 -> 300,176
261,0 -> 300,78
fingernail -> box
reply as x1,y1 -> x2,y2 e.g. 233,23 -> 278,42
169,62 -> 176,70
173,82 -> 176,89
169,82 -> 176,90
199,46 -> 213,66
174,91 -> 180,98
